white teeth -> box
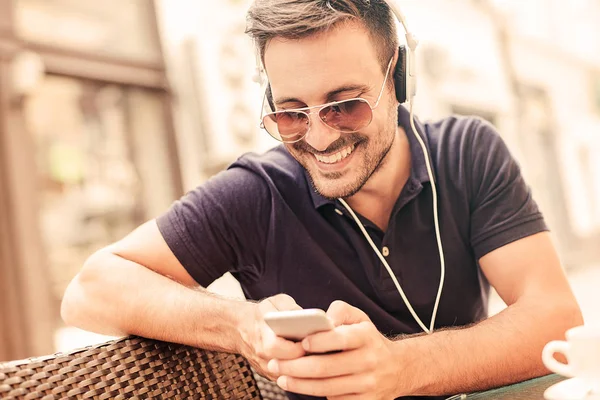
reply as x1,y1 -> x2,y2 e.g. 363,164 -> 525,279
314,145 -> 355,164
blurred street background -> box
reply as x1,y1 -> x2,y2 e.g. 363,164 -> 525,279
0,0 -> 599,361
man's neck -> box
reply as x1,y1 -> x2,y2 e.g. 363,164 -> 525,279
344,127 -> 411,232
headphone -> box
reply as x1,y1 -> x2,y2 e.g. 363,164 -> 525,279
254,0 -> 446,335
387,1 -> 418,104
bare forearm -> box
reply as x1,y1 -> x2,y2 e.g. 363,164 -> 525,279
61,250 -> 254,353
396,297 -> 583,396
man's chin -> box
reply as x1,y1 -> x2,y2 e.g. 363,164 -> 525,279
310,176 -> 364,200
300,155 -> 367,199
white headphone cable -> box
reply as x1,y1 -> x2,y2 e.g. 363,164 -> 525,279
337,100 -> 446,335
408,99 -> 446,333
338,196 -> 431,333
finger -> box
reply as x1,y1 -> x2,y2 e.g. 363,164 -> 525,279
253,357 -> 279,381
326,300 -> 370,327
303,322 -> 371,353
277,373 -> 377,397
265,294 -> 303,311
260,325 -> 306,360
269,349 -> 374,378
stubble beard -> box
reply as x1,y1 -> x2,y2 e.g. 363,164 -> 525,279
296,109 -> 398,200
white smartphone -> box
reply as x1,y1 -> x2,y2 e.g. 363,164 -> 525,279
264,309 -> 334,341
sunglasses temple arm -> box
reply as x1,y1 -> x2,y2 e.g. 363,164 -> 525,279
372,57 -> 395,109
259,85 -> 269,127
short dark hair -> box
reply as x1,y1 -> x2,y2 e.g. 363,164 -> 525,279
246,0 -> 399,73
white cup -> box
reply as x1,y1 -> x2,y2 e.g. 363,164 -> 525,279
542,325 -> 600,394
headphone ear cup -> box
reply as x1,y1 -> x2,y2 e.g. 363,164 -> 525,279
394,45 -> 407,104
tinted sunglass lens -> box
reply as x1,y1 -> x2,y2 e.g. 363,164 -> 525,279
263,111 -> 309,142
319,100 -> 372,132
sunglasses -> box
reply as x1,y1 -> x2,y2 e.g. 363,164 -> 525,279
259,57 -> 394,143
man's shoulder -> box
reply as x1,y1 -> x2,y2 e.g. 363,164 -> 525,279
228,145 -> 308,193
423,114 -> 504,168
232,145 -> 300,173
425,114 -> 500,149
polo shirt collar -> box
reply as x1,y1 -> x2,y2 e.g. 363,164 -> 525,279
306,105 -> 431,209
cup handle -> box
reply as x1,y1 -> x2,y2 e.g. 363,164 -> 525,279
542,340 -> 574,378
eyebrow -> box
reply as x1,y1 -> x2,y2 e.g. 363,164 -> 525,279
274,84 -> 371,106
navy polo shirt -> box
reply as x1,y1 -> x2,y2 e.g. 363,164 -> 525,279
157,106 -> 547,400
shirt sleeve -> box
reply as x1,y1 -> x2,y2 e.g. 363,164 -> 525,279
156,167 -> 272,287
468,119 -> 548,260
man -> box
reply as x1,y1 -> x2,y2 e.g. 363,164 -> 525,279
61,0 -> 583,399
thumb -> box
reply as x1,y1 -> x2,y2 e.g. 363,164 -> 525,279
263,294 -> 303,312
326,300 -> 370,327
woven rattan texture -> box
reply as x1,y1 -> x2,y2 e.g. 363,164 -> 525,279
0,336 -> 264,399
255,375 -> 289,400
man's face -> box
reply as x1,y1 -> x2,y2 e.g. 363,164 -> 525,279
263,21 -> 398,199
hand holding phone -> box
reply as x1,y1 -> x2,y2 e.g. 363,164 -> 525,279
264,308 -> 334,342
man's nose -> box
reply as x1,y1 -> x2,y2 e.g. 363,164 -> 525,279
304,114 -> 340,152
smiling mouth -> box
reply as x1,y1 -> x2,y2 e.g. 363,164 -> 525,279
313,144 -> 356,164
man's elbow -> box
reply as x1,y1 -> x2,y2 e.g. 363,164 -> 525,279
552,296 -> 584,334
60,274 -> 85,327
60,250 -> 109,328
565,303 -> 584,328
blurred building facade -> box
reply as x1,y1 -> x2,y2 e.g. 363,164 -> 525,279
1,0 -> 599,360
0,0 -> 183,360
